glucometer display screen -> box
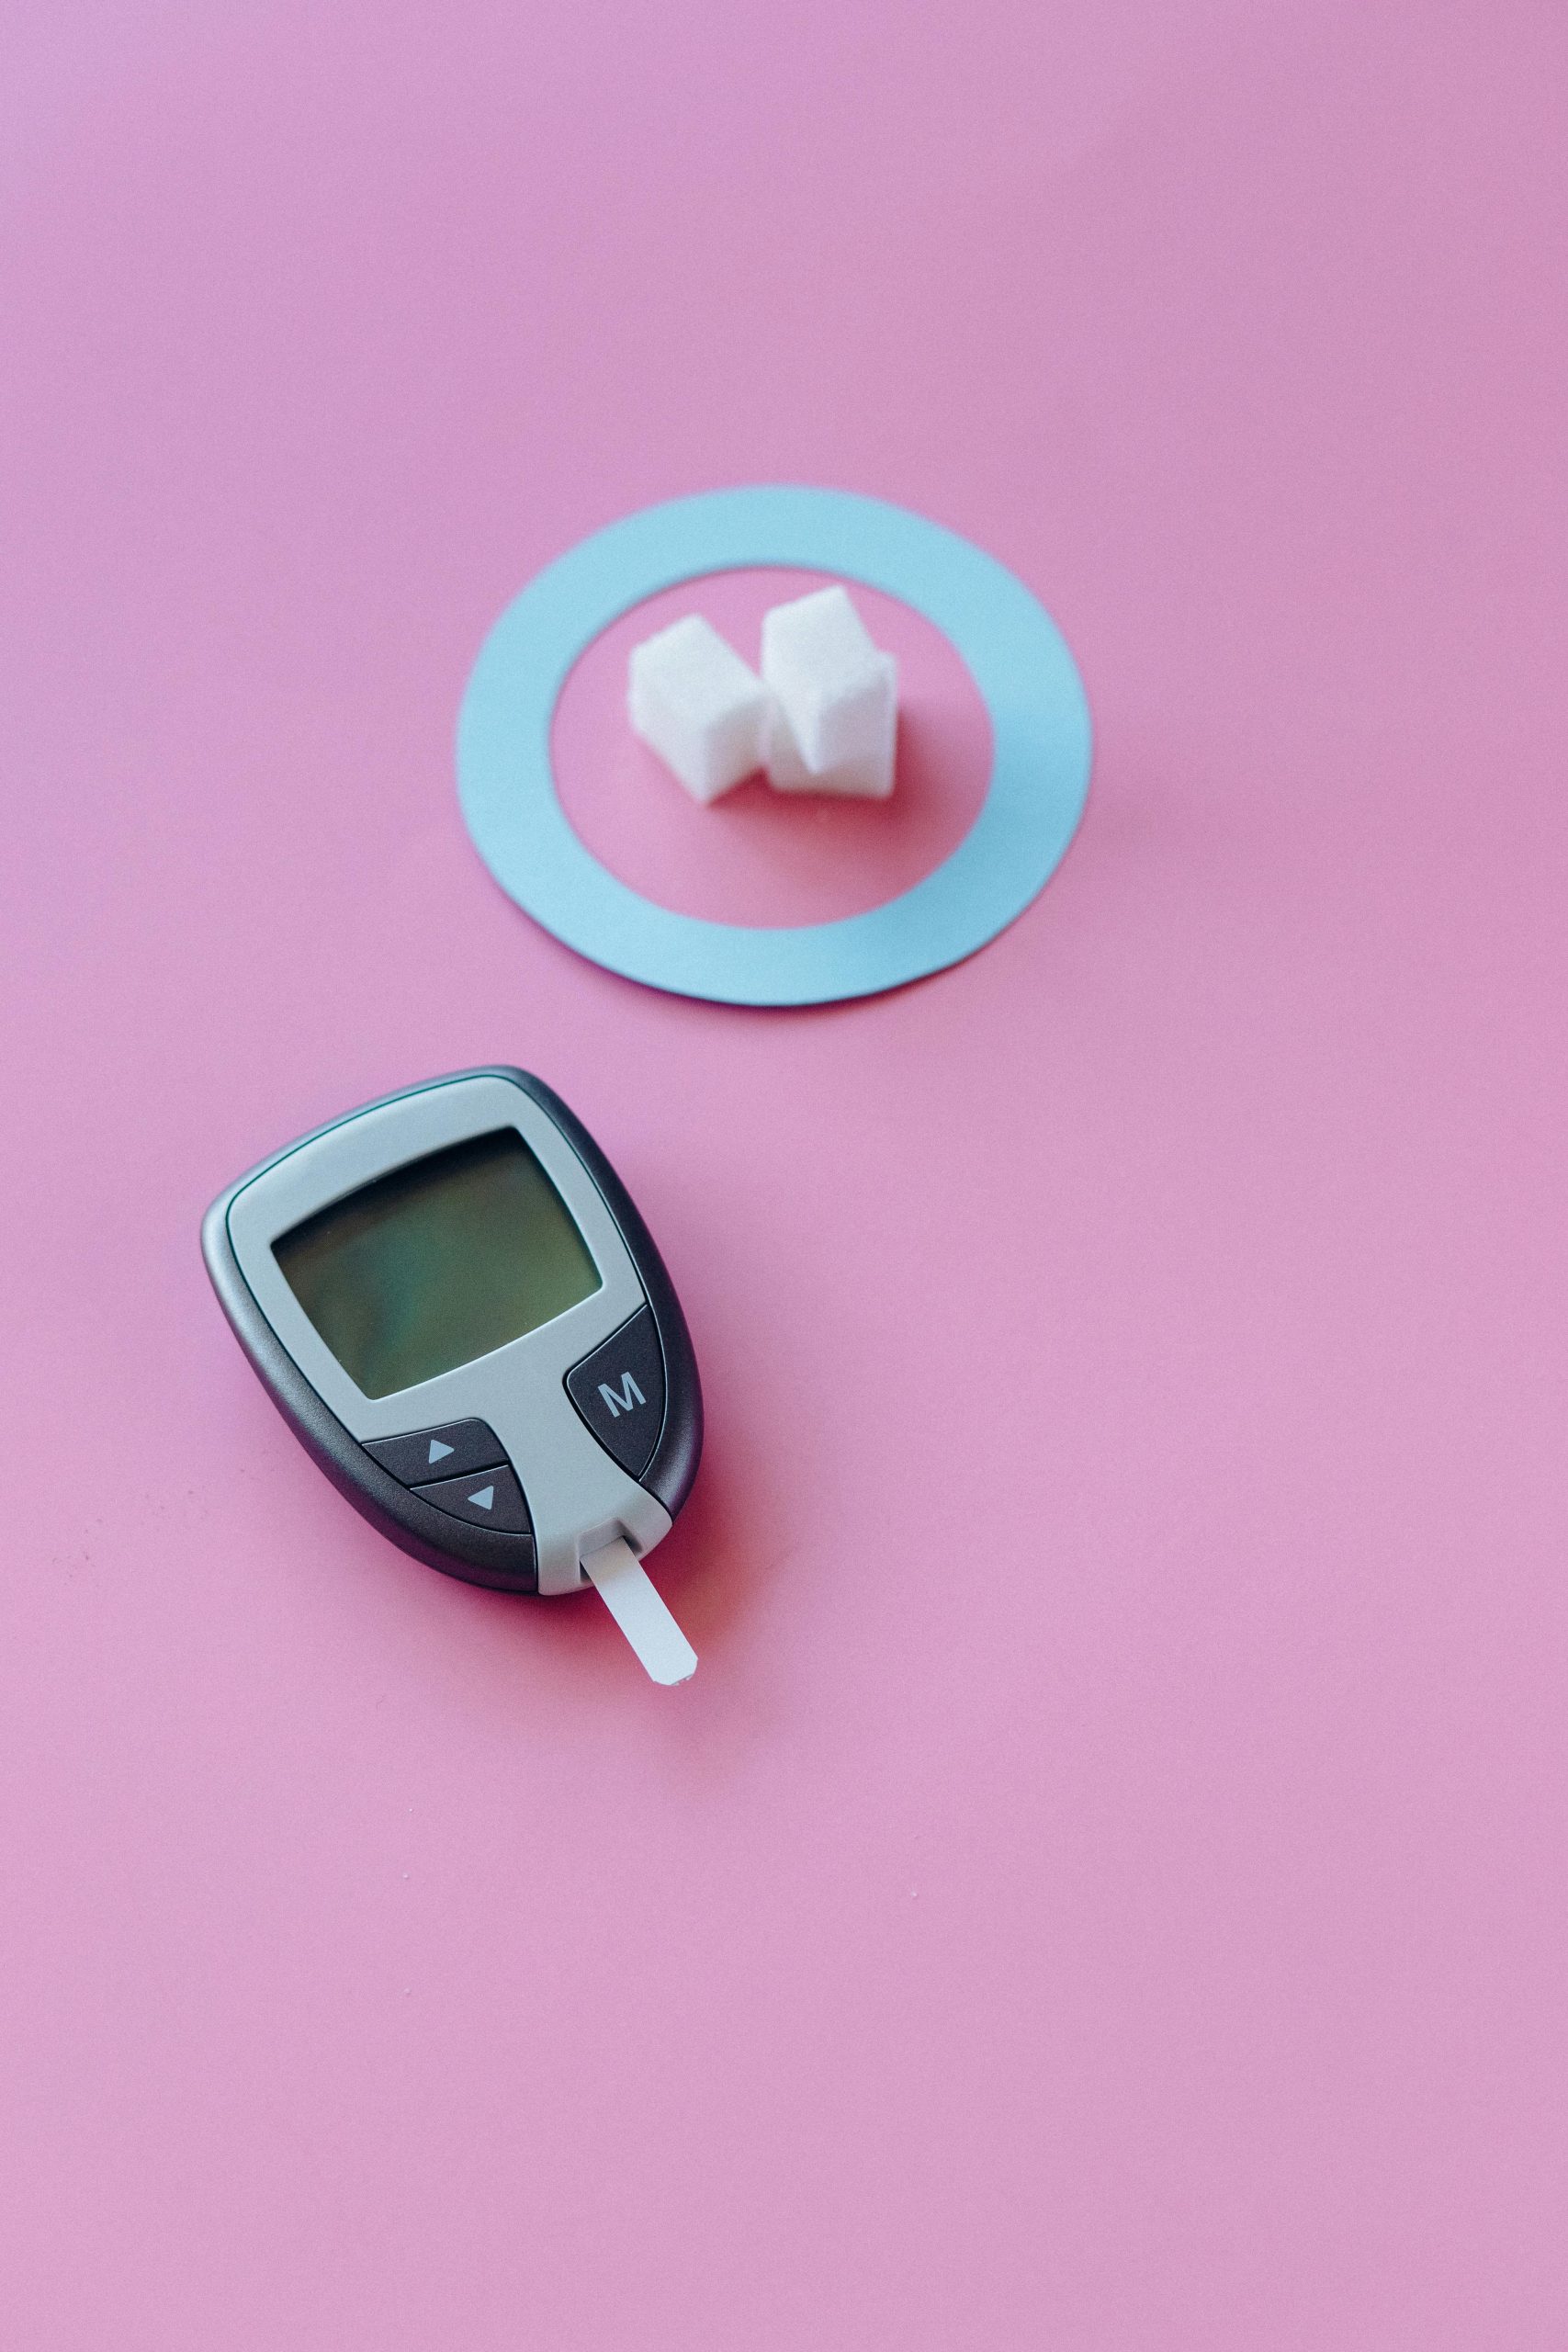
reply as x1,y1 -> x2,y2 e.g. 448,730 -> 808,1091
273,1129 -> 602,1397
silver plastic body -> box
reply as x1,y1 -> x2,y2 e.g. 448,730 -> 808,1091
224,1072 -> 671,1594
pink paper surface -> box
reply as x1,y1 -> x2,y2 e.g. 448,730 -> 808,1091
4,4 -> 1568,2346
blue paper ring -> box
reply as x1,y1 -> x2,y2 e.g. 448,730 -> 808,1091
457,487 -> 1092,1007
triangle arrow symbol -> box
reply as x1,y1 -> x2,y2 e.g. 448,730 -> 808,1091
427,1438 -> 454,1464
467,1485 -> 495,1511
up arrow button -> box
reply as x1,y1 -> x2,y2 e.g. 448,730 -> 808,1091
365,1419 -> 508,1487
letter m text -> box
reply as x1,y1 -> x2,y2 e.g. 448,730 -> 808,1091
598,1372 -> 646,1419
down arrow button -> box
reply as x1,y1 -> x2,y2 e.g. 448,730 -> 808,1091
412,1463 -> 531,1534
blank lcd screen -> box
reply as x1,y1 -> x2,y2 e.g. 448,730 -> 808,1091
273,1128 -> 602,1397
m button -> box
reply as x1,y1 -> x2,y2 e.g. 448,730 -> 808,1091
566,1306 -> 665,1479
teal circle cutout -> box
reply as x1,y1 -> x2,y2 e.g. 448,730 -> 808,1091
457,486 -> 1092,1007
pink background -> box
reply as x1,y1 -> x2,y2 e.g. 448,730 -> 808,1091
4,3 -> 1567,2345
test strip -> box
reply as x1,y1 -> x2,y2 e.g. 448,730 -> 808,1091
582,1538 -> 697,1685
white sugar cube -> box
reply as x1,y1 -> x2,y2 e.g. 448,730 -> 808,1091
760,694 -> 810,791
628,615 -> 768,803
760,585 -> 898,798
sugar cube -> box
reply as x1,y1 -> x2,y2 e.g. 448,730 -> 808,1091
628,615 -> 769,803
760,585 -> 898,798
760,694 -> 811,792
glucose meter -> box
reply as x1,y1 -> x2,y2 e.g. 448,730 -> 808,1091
201,1068 -> 702,1683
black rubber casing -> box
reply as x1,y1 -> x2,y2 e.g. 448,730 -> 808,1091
200,1068 -> 703,1597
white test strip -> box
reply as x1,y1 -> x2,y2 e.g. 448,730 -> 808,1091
582,1538 -> 697,1686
